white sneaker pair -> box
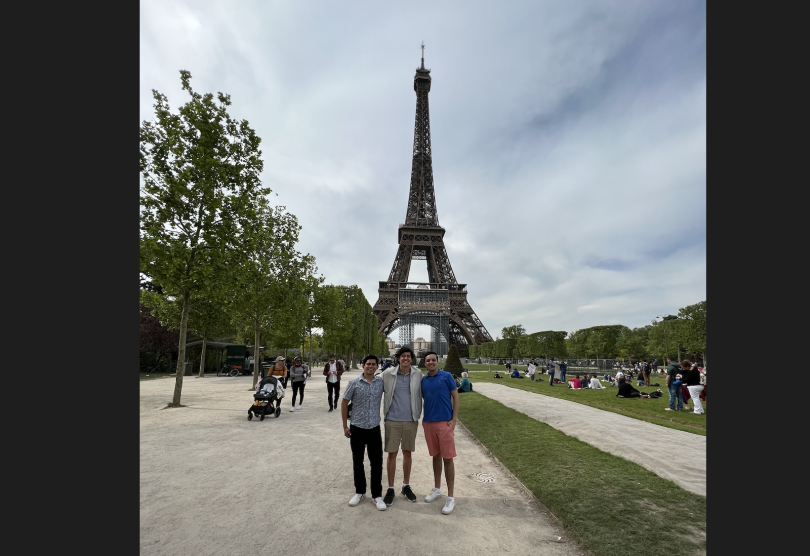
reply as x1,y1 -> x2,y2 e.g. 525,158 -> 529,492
424,488 -> 455,514
347,493 -> 386,510
290,405 -> 303,412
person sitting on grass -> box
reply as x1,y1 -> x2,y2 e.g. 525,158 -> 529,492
616,377 -> 650,398
511,368 -> 524,379
493,371 -> 503,379
458,372 -> 473,392
568,375 -> 582,389
588,373 -> 606,389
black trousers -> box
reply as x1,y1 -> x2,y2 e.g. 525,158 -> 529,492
349,425 -> 382,498
292,381 -> 305,406
327,381 -> 341,408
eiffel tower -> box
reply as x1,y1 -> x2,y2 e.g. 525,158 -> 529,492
372,45 -> 493,358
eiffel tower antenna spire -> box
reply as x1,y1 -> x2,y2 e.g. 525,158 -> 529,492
372,53 -> 493,358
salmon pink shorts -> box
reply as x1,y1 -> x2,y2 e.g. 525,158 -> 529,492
422,421 -> 456,458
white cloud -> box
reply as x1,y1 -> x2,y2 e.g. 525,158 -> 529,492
141,0 -> 706,338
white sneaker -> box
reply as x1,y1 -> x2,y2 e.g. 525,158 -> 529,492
442,498 -> 456,515
425,488 -> 442,503
374,497 -> 387,511
297,404 -> 302,410
290,406 -> 296,412
348,493 -> 365,506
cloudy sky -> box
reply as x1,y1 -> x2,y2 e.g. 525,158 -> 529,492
140,0 -> 706,342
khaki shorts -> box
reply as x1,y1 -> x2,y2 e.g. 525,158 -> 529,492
384,420 -> 418,452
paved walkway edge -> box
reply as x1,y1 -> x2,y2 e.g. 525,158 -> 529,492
472,383 -> 706,496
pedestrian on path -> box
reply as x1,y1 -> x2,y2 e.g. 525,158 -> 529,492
288,356 -> 309,411
665,357 -> 684,411
380,346 -> 422,506
324,354 -> 345,412
341,354 -> 387,511
269,356 -> 288,384
421,351 -> 460,515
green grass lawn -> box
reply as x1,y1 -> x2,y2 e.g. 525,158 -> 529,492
458,392 -> 706,556
466,371 -> 706,436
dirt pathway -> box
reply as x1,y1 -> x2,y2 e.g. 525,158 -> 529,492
472,383 -> 706,496
140,374 -> 583,556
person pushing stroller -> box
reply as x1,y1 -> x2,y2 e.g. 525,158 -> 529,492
248,374 -> 285,421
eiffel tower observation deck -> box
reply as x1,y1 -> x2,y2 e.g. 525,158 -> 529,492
372,45 -> 493,358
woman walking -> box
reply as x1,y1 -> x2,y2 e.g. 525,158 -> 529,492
289,356 -> 310,411
682,361 -> 705,414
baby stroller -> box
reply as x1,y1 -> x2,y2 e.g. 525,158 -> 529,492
248,375 -> 284,421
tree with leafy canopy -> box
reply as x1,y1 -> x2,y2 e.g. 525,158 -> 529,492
140,289 -> 234,377
140,302 -> 179,372
230,203 -> 316,385
501,324 -> 526,340
444,344 -> 464,377
675,300 -> 706,364
140,70 -> 266,406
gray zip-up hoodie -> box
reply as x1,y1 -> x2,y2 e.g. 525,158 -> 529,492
381,365 -> 423,421
289,364 -> 308,382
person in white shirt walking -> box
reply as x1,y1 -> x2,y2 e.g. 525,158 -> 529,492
323,354 -> 345,412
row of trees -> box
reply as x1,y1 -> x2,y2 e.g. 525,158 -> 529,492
467,300 -> 707,364
140,71 -> 386,406
467,330 -> 567,359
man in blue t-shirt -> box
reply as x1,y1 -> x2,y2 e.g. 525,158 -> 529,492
421,351 -> 460,515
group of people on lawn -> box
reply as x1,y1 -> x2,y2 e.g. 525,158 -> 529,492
490,356 -> 706,415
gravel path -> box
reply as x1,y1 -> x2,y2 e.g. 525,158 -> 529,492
472,383 -> 706,496
140,374 -> 583,556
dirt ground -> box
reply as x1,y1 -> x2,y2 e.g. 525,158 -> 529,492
140,373 -> 585,556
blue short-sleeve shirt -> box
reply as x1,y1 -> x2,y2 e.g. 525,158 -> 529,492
421,370 -> 457,422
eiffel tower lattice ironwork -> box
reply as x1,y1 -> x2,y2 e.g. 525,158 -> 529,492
372,46 -> 493,357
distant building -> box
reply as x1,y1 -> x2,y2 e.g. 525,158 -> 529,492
413,337 -> 428,352
385,337 -> 397,357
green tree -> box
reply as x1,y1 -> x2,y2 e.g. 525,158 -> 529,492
229,203 -> 314,384
140,70 -> 266,406
318,284 -> 354,359
140,289 -> 233,377
444,344 -> 464,377
617,326 -> 649,362
501,324 -> 526,340
676,300 -> 707,364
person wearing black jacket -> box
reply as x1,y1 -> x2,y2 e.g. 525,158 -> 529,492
616,377 -> 649,398
681,361 -> 704,414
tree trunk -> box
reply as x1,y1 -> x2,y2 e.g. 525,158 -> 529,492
172,290 -> 191,406
198,334 -> 207,377
308,328 -> 313,369
253,321 -> 261,385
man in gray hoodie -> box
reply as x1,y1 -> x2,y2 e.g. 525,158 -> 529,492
380,346 -> 423,506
